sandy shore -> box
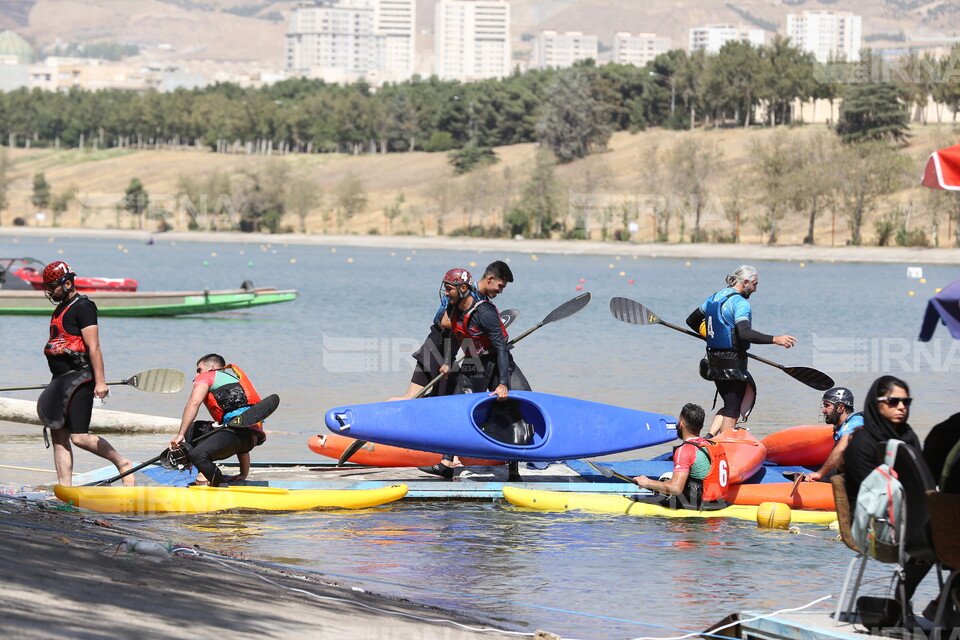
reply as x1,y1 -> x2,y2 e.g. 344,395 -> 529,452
0,490 -> 531,639
4,226 -> 960,265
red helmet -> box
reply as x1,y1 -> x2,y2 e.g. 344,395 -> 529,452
42,261 -> 75,286
441,268 -> 472,288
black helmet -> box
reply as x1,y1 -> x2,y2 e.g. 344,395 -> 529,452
822,387 -> 854,409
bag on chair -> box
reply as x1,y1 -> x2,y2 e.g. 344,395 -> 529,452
851,439 -> 905,564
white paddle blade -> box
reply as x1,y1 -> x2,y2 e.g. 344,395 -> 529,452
124,369 -> 185,394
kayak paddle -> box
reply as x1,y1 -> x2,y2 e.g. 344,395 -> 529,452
0,368 -> 186,394
338,294 -> 592,465
581,459 -> 638,485
609,297 -> 834,391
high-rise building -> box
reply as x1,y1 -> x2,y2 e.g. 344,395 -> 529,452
531,30 -> 598,69
786,10 -> 862,63
612,32 -> 670,67
689,24 -> 764,54
285,0 -> 415,84
435,0 -> 511,81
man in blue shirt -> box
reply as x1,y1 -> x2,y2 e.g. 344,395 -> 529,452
807,386 -> 863,482
687,265 -> 796,436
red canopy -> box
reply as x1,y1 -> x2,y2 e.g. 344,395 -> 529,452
921,142 -> 960,190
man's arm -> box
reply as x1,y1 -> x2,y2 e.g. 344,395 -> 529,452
735,320 -> 796,348
79,324 -> 109,399
634,468 -> 691,496
474,304 -> 510,398
171,382 -> 209,448
807,433 -> 851,482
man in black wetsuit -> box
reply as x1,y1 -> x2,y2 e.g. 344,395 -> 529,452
36,261 -> 134,486
418,268 -> 530,481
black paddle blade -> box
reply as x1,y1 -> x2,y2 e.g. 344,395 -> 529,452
582,459 -> 636,484
783,366 -> 834,391
499,308 -> 520,329
338,439 -> 366,465
542,292 -> 591,325
609,297 -> 660,325
227,394 -> 280,427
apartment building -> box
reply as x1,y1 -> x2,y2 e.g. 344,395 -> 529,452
786,10 -> 862,63
689,23 -> 764,54
612,32 -> 670,66
435,0 -> 511,81
531,30 -> 598,69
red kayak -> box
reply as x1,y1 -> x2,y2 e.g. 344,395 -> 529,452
726,481 -> 834,511
308,433 -> 505,468
761,425 -> 834,467
3,257 -> 138,292
715,428 -> 767,485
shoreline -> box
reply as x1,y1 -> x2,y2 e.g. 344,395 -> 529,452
0,489 -> 529,639
4,226 -> 960,265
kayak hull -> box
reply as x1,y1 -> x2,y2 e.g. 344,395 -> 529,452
502,486 -> 837,524
725,481 -> 835,511
716,428 -> 767,485
54,483 -> 407,514
324,391 -> 678,461
308,433 -> 504,467
761,425 -> 834,466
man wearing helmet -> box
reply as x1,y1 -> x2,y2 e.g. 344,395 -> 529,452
805,386 -> 862,482
392,261 -> 515,401
419,266 -> 530,480
36,261 -> 134,486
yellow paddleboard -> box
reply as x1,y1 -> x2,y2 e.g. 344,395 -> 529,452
502,486 -> 837,525
54,484 -> 408,515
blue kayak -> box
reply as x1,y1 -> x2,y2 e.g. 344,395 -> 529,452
324,391 -> 678,462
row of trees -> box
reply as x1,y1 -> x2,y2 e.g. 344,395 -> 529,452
2,40 -> 959,159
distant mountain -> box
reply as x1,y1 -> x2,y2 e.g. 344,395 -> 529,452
11,0 -> 960,68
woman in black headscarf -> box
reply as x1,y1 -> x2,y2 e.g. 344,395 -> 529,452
844,374 -> 920,504
843,374 -> 929,622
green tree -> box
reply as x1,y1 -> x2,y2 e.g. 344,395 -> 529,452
383,193 -> 404,234
334,172 -> 368,233
668,136 -> 722,242
50,184 -> 78,227
448,141 -> 498,175
751,132 -> 792,244
285,171 -> 322,233
119,178 -> 149,229
836,82 -> 910,144
838,141 -> 910,245
233,161 -> 289,233
535,66 -> 610,163
786,132 -> 841,245
31,172 -> 51,210
517,149 -> 563,238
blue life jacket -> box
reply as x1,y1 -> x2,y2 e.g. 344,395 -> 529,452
704,291 -> 742,351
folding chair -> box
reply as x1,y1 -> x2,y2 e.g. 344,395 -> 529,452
925,490 -> 960,633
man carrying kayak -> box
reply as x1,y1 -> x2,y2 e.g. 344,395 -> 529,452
805,386 -> 862,482
169,354 -> 268,486
391,260 -> 514,401
419,267 -> 530,480
37,261 -> 134,486
686,265 -> 797,436
632,403 -> 727,508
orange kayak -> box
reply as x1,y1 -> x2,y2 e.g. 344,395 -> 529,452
761,425 -> 834,466
725,481 -> 835,511
715,428 -> 767,485
308,433 -> 505,467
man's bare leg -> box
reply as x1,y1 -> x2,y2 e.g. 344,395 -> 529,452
387,381 -> 425,402
708,413 -> 737,438
51,428 -> 74,486
70,433 -> 135,486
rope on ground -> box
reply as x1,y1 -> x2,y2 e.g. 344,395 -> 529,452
172,546 -> 536,636
627,594 -> 834,640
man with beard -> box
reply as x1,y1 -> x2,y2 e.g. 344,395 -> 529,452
36,261 -> 134,486
686,265 -> 797,436
805,387 -> 863,482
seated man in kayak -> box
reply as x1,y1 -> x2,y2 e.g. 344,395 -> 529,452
419,268 -> 531,481
390,261 -> 515,401
632,403 -> 728,509
169,354 -> 268,487
805,386 -> 862,482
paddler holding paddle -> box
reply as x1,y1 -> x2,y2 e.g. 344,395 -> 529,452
170,354 -> 271,486
419,267 -> 531,481
686,265 -> 797,436
36,261 -> 135,487
633,403 -> 728,508
805,386 -> 862,482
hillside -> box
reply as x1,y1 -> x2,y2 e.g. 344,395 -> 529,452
2,124 -> 957,247
10,0 -> 960,67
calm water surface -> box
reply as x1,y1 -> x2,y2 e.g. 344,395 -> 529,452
0,235 -> 953,638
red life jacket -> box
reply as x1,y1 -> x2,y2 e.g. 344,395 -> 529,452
44,295 -> 89,364
675,437 -> 730,502
204,364 -> 263,428
450,299 -> 507,357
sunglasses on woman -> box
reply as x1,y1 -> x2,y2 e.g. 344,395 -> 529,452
877,396 -> 912,408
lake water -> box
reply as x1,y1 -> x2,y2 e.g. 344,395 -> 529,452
0,234 -> 954,638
